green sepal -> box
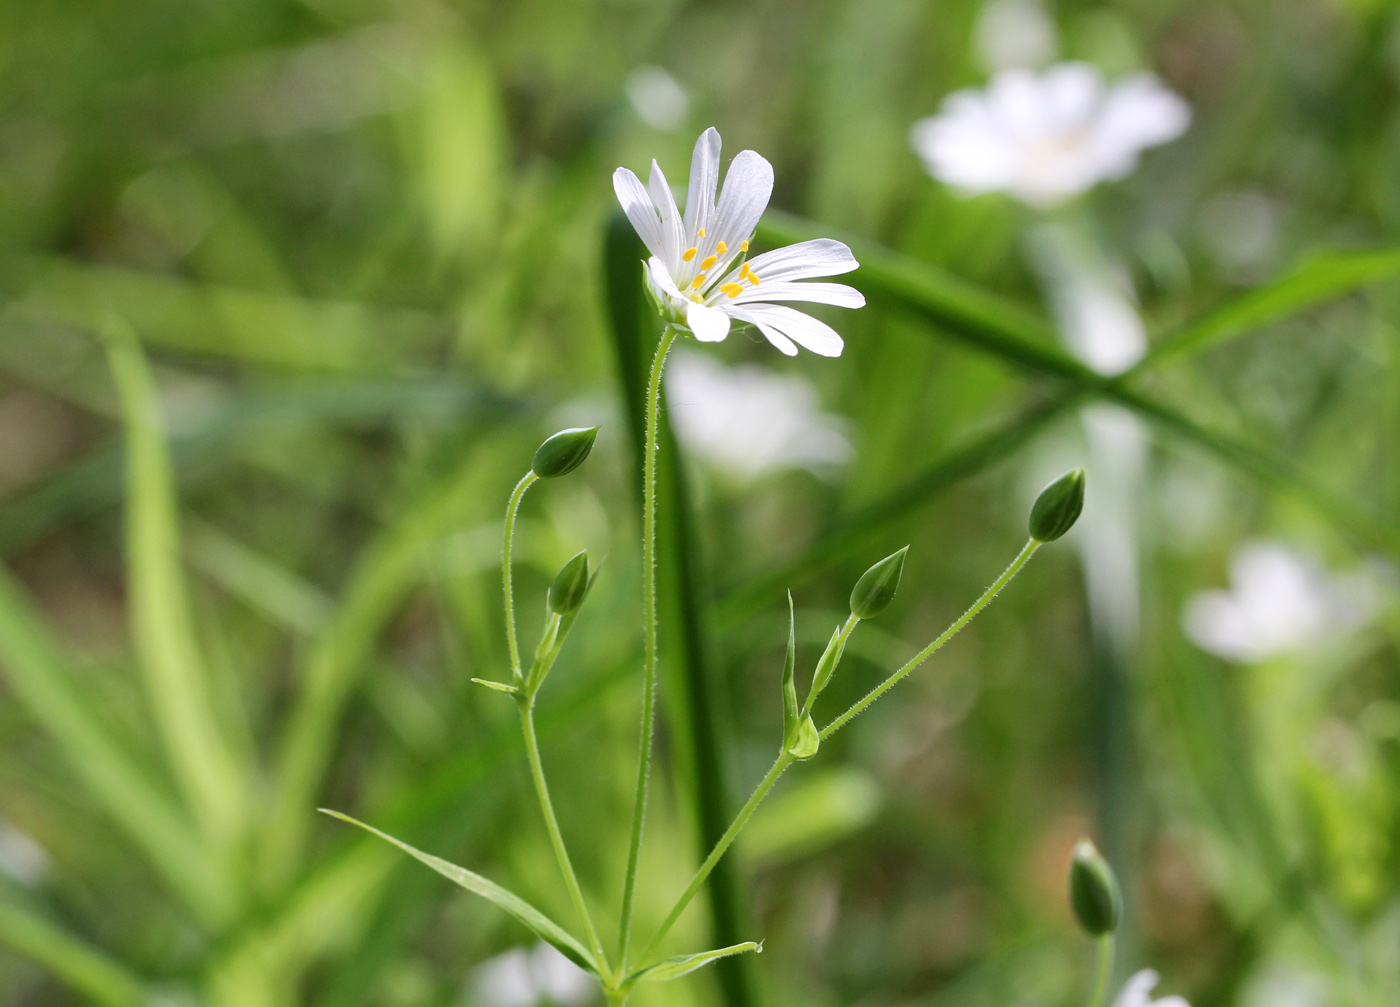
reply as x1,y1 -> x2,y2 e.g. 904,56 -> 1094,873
1068,838 -> 1121,936
1029,468 -> 1085,543
624,941 -> 762,986
786,714 -> 820,761
524,560 -> 603,697
320,810 -> 598,975
531,427 -> 599,479
849,546 -> 908,619
781,592 -> 798,746
808,624 -> 848,703
471,678 -> 520,696
548,550 -> 591,615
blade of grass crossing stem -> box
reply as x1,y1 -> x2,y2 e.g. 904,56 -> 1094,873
105,323 -> 250,848
605,212 -> 758,1007
0,567 -> 233,923
761,213 -> 1400,556
715,391 -> 1083,620
0,901 -> 148,1007
1141,247 -> 1400,367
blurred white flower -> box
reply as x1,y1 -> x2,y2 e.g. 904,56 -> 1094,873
625,65 -> 690,133
1114,969 -> 1190,1007
470,943 -> 593,1007
614,127 -> 865,356
1182,542 -> 1381,663
0,820 -> 49,885
976,0 -> 1056,72
666,349 -> 852,483
910,62 -> 1190,207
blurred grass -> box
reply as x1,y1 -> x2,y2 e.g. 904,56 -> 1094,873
0,1 -> 1399,1006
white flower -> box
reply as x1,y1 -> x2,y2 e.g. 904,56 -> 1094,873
666,349 -> 852,482
613,127 -> 865,357
1114,970 -> 1190,1007
470,943 -> 593,1007
975,0 -> 1055,72
910,62 -> 1190,207
1182,542 -> 1381,663
625,65 -> 690,133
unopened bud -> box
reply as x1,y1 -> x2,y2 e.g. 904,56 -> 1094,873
849,546 -> 908,619
548,551 -> 591,615
1029,468 -> 1085,542
532,427 -> 599,479
1068,839 -> 1121,936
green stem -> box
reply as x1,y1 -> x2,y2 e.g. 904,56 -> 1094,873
502,471 -> 539,682
518,701 -> 609,977
820,539 -> 1039,741
1086,934 -> 1115,1007
640,754 -> 793,964
617,324 -> 679,971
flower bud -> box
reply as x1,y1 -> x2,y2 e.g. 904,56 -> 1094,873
547,550 -> 591,615
849,546 -> 909,619
1068,839 -> 1121,936
532,427 -> 599,479
1029,468 -> 1085,542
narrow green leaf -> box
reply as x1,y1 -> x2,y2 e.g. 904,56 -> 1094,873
319,810 -> 598,975
104,321 -> 249,844
808,626 -> 847,701
0,900 -> 148,1007
470,678 -> 520,696
628,941 -> 762,985
0,564 -> 233,924
781,593 -> 798,745
1145,247 -> 1400,366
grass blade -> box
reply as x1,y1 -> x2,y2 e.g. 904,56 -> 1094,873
105,322 -> 250,847
0,899 -> 148,1007
0,565 -> 232,923
1143,247 -> 1400,367
627,941 -> 762,985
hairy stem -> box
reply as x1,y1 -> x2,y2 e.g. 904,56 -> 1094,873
502,471 -> 539,681
641,754 -> 792,964
820,539 -> 1039,740
519,702 -> 608,976
617,324 -> 679,970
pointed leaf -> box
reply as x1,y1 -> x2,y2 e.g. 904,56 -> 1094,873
320,810 -> 597,974
628,941 -> 762,985
470,678 -> 519,696
781,593 -> 798,744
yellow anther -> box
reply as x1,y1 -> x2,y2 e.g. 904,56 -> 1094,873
699,255 -> 718,270
697,228 -> 706,237
739,262 -> 752,278
692,274 -> 706,289
720,283 -> 744,299
747,272 -> 760,285
716,241 -> 728,254
682,247 -> 698,262
740,240 -> 750,252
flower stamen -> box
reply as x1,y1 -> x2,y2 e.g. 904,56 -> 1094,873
716,241 -> 728,254
720,283 -> 744,299
682,247 -> 698,262
699,255 -> 719,270
692,275 -> 706,288
740,240 -> 749,252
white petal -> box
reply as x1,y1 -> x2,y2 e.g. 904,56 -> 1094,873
734,303 -> 844,357
1111,970 -> 1161,1007
742,239 -> 858,283
713,150 -> 773,248
684,127 -> 721,238
729,281 -> 864,308
687,301 -> 731,342
1042,62 -> 1104,131
647,256 -> 683,299
729,306 -> 799,356
613,167 -> 664,259
649,160 -> 685,267
1095,74 -> 1190,176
